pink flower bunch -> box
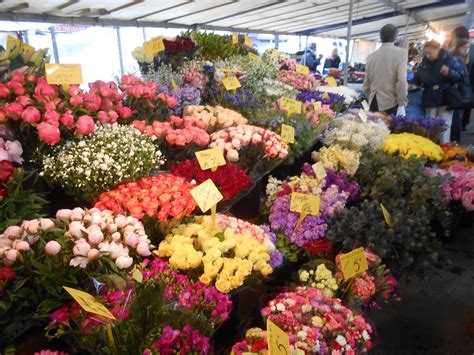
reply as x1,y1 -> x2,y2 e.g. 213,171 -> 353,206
132,115 -> 210,147
277,70 -> 319,91
261,287 -> 373,354
216,214 -> 271,243
280,57 -> 297,70
49,287 -> 134,334
34,350 -> 68,355
303,102 -> 335,126
140,257 -> 233,325
181,61 -> 209,90
0,136 -> 22,164
120,74 -> 177,109
439,164 -> 474,211
0,207 -> 152,270
209,124 -> 289,163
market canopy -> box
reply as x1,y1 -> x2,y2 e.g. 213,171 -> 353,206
0,0 -> 468,39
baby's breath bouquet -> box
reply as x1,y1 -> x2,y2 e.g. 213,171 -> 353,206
40,124 -> 165,203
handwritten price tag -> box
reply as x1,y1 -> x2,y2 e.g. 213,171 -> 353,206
222,76 -> 241,91
359,109 -> 368,123
280,124 -> 295,144
248,52 -> 262,62
380,203 -> 393,227
232,32 -> 238,45
312,162 -> 327,181
267,319 -> 290,355
361,100 -> 370,111
326,76 -> 337,87
45,64 -> 83,85
295,63 -> 310,75
290,192 -> 320,216
280,97 -> 302,114
190,179 -> 223,213
244,35 -> 253,47
63,286 -> 116,319
144,37 -> 165,56
195,147 -> 226,171
339,247 -> 368,280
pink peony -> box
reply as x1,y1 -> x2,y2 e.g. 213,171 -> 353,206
69,221 -> 84,239
43,111 -> 60,126
56,209 -> 72,219
0,84 -> 10,98
115,255 -> 133,269
69,95 -> 83,107
87,248 -> 100,260
5,140 -> 23,163
4,249 -> 18,265
39,218 -> 55,231
59,112 -> 74,128
86,225 -> 104,245
13,240 -> 30,251
166,96 -> 177,108
117,106 -> 132,119
97,111 -> 109,124
44,240 -> 61,256
37,122 -> 60,145
73,241 -> 91,256
3,225 -> 22,239
76,115 -> 95,135
136,242 -> 151,257
21,106 -> 41,123
25,219 -> 39,234
5,102 -> 24,119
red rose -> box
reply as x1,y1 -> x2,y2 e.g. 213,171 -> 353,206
250,341 -> 268,352
0,160 -> 14,183
0,266 -> 16,282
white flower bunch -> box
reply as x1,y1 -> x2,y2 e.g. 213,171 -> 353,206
265,176 -> 283,207
298,264 -> 339,298
259,78 -> 297,98
41,124 -> 165,202
323,115 -> 389,152
317,85 -> 359,105
131,46 -> 154,64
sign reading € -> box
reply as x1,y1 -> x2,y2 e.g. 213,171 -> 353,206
190,179 -> 224,213
144,37 -> 165,56
339,247 -> 369,280
63,286 -> 116,319
195,147 -> 226,171
45,64 -> 83,85
267,319 -> 290,355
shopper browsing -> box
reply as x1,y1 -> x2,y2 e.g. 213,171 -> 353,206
412,40 -> 464,143
363,24 -> 408,115
301,42 -> 323,72
324,48 -> 341,70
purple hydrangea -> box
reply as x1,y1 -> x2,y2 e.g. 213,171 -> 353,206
270,249 -> 284,268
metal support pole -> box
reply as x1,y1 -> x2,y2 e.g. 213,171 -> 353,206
142,27 -> 147,41
23,30 -> 29,44
49,26 -> 59,63
402,14 -> 410,48
116,26 -> 124,76
303,35 -> 309,65
466,0 -> 474,29
274,33 -> 279,49
343,0 -> 354,85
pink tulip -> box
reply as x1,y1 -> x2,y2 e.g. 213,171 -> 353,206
76,115 -> 95,135
44,240 -> 61,256
37,122 -> 60,145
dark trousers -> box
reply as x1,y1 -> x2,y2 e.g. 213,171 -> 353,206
370,95 -> 398,115
451,110 -> 462,143
462,108 -> 471,129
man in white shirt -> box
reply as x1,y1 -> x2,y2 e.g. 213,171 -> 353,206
363,24 -> 408,115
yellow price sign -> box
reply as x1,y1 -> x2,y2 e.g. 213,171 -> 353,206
6,35 -> 20,51
221,68 -> 242,73
45,64 -> 83,85
63,286 -> 116,320
190,179 -> 223,213
248,52 -> 262,62
290,192 -> 320,216
326,76 -> 337,87
339,247 -> 368,280
359,109 -> 368,123
144,37 -> 165,56
244,35 -> 253,47
380,203 -> 393,227
232,32 -> 239,45
267,319 -> 290,355
222,76 -> 241,91
195,147 -> 226,171
312,162 -> 327,181
132,268 -> 143,283
280,124 -> 295,144
295,63 -> 310,75
280,97 -> 302,115
361,100 -> 370,112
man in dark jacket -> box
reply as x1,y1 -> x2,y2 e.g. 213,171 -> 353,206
301,43 -> 323,72
412,40 -> 464,143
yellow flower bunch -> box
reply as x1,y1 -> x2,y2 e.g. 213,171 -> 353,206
157,216 -> 275,293
298,264 -> 339,298
312,144 -> 361,176
383,133 -> 444,161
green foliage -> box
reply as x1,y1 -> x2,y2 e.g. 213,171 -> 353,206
188,30 -> 241,61
0,168 -> 47,233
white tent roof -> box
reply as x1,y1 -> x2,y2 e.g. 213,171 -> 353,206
0,0 -> 468,39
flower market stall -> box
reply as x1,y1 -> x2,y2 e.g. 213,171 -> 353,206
0,30 -> 472,355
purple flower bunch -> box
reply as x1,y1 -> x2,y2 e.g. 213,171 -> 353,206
157,83 -> 201,116
389,114 -> 446,142
269,172 -> 352,249
296,90 -> 346,111
141,257 -> 232,324
261,225 -> 284,268
144,324 -> 210,355
301,164 -> 360,203
223,88 -> 265,110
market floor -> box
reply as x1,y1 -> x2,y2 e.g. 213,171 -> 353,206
371,221 -> 474,355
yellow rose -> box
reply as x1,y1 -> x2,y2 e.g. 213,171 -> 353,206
215,278 -> 231,293
260,264 -> 273,277
229,276 -> 242,289
219,270 -> 231,280
199,274 -> 213,285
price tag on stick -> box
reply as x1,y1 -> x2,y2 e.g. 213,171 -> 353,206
280,124 -> 295,144
63,286 -> 116,319
290,192 -> 320,233
312,162 -> 327,181
361,100 -> 370,111
339,247 -> 368,280
244,35 -> 253,47
195,147 -> 226,171
380,203 -> 393,227
222,76 -> 241,91
359,109 -> 368,123
280,97 -> 302,115
45,64 -> 83,85
144,37 -> 165,56
232,32 -> 239,45
267,319 -> 290,355
190,179 -> 223,213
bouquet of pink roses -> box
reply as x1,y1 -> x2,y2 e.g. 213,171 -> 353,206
277,70 -> 319,91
